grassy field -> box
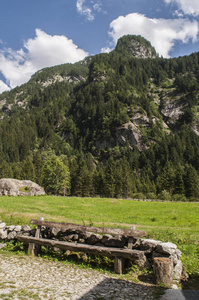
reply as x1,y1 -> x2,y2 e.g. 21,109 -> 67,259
0,195 -> 199,279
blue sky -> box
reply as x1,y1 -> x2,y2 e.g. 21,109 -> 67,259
0,0 -> 199,93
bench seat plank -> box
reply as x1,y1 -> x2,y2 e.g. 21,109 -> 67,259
30,220 -> 146,238
18,236 -> 145,260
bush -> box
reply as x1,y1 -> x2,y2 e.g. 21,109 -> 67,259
131,193 -> 146,200
158,190 -> 172,201
146,192 -> 157,200
172,194 -> 187,202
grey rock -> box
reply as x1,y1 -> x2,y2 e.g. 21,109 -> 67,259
170,253 -> 179,265
63,234 -> 79,241
19,232 -> 30,237
79,239 -> 85,244
7,231 -> 17,240
7,225 -> 15,232
14,225 -> 22,232
156,242 -> 177,255
79,231 -> 92,239
51,227 -> 61,236
53,247 -> 61,252
140,239 -> 162,253
175,249 -> 182,259
22,225 -> 31,232
0,222 -> 6,229
0,243 -> 6,249
0,229 -> 7,239
101,234 -> 112,244
87,234 -> 102,245
103,237 -> 126,248
174,260 -> 183,281
0,178 -> 45,196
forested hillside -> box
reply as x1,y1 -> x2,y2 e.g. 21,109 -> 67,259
0,35 -> 199,200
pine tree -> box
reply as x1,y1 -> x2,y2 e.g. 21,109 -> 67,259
184,165 -> 199,199
21,157 -> 36,182
105,156 -> 116,198
174,167 -> 185,195
0,161 -> 13,178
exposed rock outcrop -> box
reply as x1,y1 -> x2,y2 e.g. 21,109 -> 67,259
115,35 -> 158,59
0,178 -> 45,196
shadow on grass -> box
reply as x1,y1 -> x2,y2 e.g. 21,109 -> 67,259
181,274 -> 199,290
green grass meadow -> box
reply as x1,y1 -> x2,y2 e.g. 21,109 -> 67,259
0,195 -> 199,278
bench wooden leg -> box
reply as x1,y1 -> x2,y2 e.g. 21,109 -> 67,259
28,224 -> 42,256
28,243 -> 36,256
114,257 -> 125,274
28,243 -> 41,256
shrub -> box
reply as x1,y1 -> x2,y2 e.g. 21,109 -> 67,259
158,190 -> 172,201
172,194 -> 187,202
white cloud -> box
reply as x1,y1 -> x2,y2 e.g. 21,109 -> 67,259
101,47 -> 113,53
76,0 -> 94,21
93,2 -> 101,12
109,13 -> 199,58
0,80 -> 10,93
165,0 -> 199,16
0,29 -> 88,91
76,0 -> 104,21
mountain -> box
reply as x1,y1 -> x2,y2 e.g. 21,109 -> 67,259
0,35 -> 199,200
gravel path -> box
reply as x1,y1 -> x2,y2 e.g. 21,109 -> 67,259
0,253 -> 159,300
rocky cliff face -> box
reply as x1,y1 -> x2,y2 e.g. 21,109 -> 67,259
115,35 -> 158,59
126,39 -> 157,59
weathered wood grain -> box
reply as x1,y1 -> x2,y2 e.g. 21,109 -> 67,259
153,257 -> 173,286
30,220 -> 146,238
18,236 -> 145,260
114,257 -> 125,274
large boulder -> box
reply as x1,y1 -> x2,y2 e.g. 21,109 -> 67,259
0,178 -> 45,196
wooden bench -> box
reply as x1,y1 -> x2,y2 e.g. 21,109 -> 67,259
18,219 -> 147,274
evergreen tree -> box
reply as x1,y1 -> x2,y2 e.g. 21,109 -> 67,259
184,165 -> 199,199
21,156 -> 36,182
105,156 -> 117,198
0,161 -> 13,178
174,167 -> 185,195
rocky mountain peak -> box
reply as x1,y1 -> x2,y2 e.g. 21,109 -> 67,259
115,35 -> 158,59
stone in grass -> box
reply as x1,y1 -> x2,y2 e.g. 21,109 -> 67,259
0,243 -> 6,249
